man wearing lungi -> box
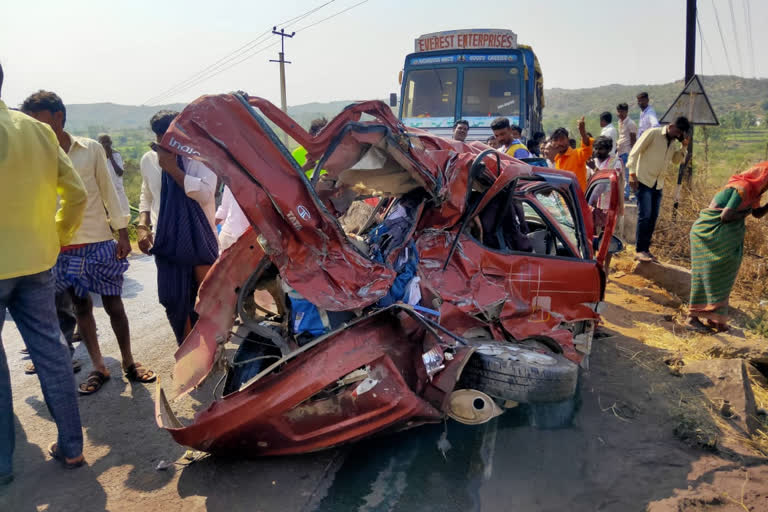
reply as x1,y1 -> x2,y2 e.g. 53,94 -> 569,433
22,91 -> 156,395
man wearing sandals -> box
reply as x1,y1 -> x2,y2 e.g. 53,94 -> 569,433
22,91 -> 156,395
0,65 -> 87,482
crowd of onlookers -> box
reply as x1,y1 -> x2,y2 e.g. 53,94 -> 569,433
0,56 -> 737,488
450,91 -> 691,264
0,63 -> 257,483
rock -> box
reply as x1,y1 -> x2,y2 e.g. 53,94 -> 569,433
620,204 -> 637,244
681,359 -> 759,437
698,337 -> 768,367
633,261 -> 691,299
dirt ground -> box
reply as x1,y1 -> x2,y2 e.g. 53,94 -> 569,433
1,253 -> 768,511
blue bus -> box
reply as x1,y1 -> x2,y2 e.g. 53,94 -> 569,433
395,29 -> 544,142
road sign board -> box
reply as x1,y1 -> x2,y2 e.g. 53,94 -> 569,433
660,74 -> 719,125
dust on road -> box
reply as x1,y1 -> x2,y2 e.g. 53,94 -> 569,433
1,254 -> 767,512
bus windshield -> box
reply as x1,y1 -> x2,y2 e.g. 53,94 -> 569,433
461,67 -> 521,123
402,68 -> 457,120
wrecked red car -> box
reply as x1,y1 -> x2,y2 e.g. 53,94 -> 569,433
154,93 -> 620,456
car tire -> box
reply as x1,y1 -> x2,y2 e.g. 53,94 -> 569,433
458,340 -> 579,404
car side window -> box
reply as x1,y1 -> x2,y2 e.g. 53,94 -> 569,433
521,200 -> 574,257
533,189 -> 579,251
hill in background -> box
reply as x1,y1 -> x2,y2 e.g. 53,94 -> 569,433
64,75 -> 768,136
544,75 -> 768,132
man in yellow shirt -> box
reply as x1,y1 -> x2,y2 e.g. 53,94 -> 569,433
551,117 -> 593,192
22,91 -> 155,395
0,64 -> 87,481
627,116 -> 690,262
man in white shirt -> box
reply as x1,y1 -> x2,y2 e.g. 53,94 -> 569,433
22,91 -> 155,394
637,92 -> 659,138
598,112 -> 618,156
215,186 -> 250,252
616,103 -> 638,201
588,136 -> 625,211
138,110 -> 219,344
98,134 -> 130,216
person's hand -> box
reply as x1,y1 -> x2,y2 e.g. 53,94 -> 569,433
586,157 -> 596,170
629,174 -> 638,192
137,226 -> 154,255
156,146 -> 177,172
577,116 -> 586,133
116,230 -> 132,259
681,136 -> 690,149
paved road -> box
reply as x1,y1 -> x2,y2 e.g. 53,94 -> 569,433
0,255 -> 719,511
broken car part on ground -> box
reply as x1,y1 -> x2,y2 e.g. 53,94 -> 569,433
154,93 -> 620,456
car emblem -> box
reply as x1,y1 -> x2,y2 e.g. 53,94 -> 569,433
297,205 -> 311,221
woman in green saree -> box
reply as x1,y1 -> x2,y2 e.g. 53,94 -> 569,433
685,162 -> 768,332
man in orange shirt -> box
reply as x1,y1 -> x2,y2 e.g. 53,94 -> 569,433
551,116 -> 593,192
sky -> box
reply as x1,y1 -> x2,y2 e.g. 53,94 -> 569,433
1,0 -> 766,108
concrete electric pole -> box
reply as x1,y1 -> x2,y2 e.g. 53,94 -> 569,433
271,27 -> 295,144
681,0 -> 697,182
673,0 -> 697,213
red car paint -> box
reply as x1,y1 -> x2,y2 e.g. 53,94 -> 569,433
155,94 -> 619,456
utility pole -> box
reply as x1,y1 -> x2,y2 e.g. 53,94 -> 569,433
681,0 -> 696,182
271,27 -> 295,145
673,0 -> 697,215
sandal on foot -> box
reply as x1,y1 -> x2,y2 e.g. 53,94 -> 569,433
706,320 -> 730,333
684,318 -> 710,333
78,371 -> 110,395
47,443 -> 85,469
124,363 -> 156,383
25,360 -> 82,375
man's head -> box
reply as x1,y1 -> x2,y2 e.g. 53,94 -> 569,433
490,116 -> 512,147
526,138 -> 541,156
0,62 -> 4,98
550,127 -> 570,155
485,135 -> 500,149
98,134 -> 112,151
453,119 -> 469,142
599,111 -> 612,128
637,92 -> 649,110
616,102 -> 629,120
150,110 -> 179,143
510,124 -> 522,140
594,136 -> 613,160
21,90 -> 66,134
667,116 -> 691,140
309,117 -> 328,136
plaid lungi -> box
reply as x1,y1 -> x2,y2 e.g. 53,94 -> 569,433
53,240 -> 129,297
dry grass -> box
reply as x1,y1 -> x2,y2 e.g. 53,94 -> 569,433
651,164 -> 768,302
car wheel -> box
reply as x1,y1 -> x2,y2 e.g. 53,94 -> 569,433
458,340 -> 579,404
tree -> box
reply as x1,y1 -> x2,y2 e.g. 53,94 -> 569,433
762,99 -> 768,114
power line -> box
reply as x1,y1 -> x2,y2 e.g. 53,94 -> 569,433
143,1 -> 337,105
146,42 -> 281,105
710,0 -> 734,76
696,13 -> 715,75
293,0 -> 371,33
726,0 -> 744,76
742,0 -> 756,78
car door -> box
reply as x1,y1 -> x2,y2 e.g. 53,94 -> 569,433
585,169 -> 621,267
417,179 -> 603,365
